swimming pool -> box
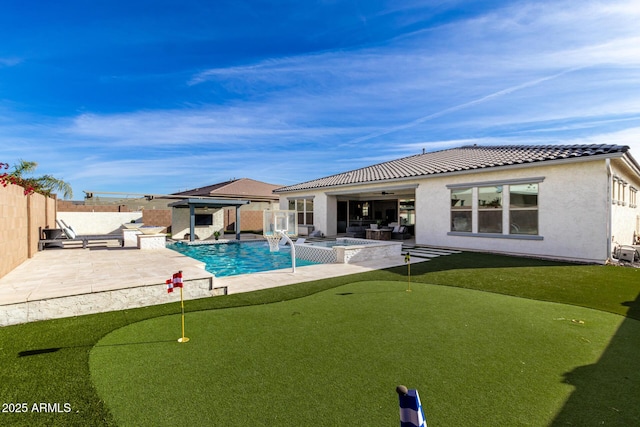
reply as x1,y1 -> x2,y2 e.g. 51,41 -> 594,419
167,241 -> 320,277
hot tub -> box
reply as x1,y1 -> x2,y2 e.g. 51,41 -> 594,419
295,238 -> 402,264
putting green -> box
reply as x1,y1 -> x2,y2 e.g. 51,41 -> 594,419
89,281 -> 636,426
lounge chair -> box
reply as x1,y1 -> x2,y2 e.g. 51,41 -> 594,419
345,224 -> 366,238
38,220 -> 124,250
391,225 -> 411,240
278,237 -> 305,246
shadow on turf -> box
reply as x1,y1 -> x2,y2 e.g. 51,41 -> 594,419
336,290 -> 401,296
551,291 -> 640,425
19,348 -> 63,357
394,251 -> 573,274
18,339 -> 177,357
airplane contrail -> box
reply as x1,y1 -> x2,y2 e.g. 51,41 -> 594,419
345,66 -> 586,146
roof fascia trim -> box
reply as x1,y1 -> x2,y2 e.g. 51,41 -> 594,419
325,183 -> 419,196
276,154 -> 619,193
446,176 -> 545,189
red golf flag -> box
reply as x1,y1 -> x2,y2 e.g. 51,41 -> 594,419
166,271 -> 183,293
172,271 -> 183,288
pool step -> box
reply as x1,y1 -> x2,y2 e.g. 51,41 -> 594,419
302,237 -> 461,260
302,236 -> 328,243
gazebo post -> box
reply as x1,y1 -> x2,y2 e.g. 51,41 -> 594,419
189,204 -> 195,242
235,206 -> 241,240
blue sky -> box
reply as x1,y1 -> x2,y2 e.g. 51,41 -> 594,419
1,0 -> 639,199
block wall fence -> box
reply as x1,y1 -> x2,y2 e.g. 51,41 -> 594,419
56,204 -> 265,234
142,209 -> 172,229
225,209 -> 264,232
57,200 -> 132,212
1,185 -> 56,279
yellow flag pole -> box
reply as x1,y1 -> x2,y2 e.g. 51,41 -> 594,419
178,283 -> 189,343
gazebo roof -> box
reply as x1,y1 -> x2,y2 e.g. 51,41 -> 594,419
168,198 -> 250,209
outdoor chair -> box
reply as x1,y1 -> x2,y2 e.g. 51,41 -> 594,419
38,220 -> 124,250
391,225 -> 411,240
279,237 -> 305,246
345,224 -> 366,238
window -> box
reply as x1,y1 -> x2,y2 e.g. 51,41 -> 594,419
630,187 -> 637,208
478,186 -> 502,233
613,176 -> 627,205
509,183 -> 538,235
288,198 -> 314,225
451,188 -> 472,232
305,198 -> 314,224
448,177 -> 543,239
399,199 -> 415,226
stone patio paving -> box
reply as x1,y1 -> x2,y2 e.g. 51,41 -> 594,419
0,242 -> 422,326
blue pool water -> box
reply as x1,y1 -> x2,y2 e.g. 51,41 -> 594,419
167,241 -> 320,277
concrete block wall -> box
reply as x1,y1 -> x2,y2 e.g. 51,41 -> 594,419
233,210 -> 264,231
142,209 -> 172,228
1,185 -> 56,279
57,211 -> 141,235
57,200 -> 131,212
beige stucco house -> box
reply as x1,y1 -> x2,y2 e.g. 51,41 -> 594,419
274,145 -> 640,263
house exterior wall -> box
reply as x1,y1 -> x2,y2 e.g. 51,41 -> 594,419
416,159 -> 609,263
610,158 -> 640,246
325,195 -> 337,236
277,158 -> 637,263
309,193 -> 331,235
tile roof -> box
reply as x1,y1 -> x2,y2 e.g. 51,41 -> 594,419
173,178 -> 281,199
275,144 -> 630,193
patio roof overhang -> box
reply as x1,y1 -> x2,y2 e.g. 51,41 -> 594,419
168,198 -> 250,209
169,198 -> 251,241
325,183 -> 418,199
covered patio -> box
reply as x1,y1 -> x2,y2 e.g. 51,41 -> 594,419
169,198 -> 250,242
326,184 -> 417,235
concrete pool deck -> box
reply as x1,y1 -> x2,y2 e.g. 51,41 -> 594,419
0,242 -> 429,326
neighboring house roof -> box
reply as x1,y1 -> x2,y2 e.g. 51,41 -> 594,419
173,178 -> 281,200
275,144 -> 634,193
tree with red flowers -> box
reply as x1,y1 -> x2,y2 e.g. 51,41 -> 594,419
0,160 -> 73,199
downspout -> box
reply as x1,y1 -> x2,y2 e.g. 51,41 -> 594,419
606,158 -> 612,262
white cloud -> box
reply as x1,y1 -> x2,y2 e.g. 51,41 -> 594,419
3,0 -> 640,196
564,127 -> 640,149
65,109 -> 362,148
0,57 -> 21,67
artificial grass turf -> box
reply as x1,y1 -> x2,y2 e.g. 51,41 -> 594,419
89,281 -> 639,426
0,252 -> 639,426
